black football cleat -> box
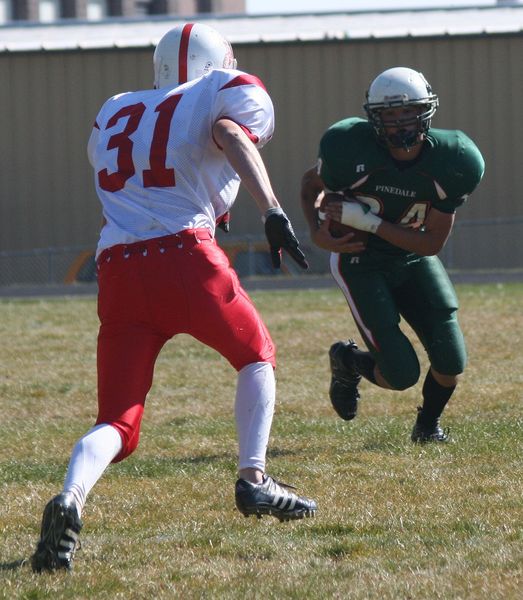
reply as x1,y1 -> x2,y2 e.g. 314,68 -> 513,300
411,406 -> 449,443
235,475 -> 317,522
32,492 -> 83,573
329,340 -> 362,421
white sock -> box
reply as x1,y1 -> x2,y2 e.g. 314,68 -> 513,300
63,423 -> 122,517
235,362 -> 275,473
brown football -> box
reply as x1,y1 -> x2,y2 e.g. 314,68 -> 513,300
318,192 -> 369,246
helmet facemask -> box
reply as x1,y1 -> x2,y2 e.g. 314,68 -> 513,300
363,67 -> 439,150
366,100 -> 438,149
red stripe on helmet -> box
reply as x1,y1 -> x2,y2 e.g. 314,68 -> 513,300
178,23 -> 194,84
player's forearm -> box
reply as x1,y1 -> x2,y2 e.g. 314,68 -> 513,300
375,220 -> 450,256
214,119 -> 279,214
300,168 -> 323,235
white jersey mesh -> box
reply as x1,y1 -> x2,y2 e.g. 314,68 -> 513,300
87,69 -> 274,257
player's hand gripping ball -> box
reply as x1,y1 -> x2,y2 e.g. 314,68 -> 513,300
318,192 -> 369,246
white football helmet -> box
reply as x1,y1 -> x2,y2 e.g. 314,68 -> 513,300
153,23 -> 237,89
363,67 -> 438,148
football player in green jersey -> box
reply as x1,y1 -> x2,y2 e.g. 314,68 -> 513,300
301,67 -> 485,442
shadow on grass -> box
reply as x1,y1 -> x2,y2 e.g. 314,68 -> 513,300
0,558 -> 27,571
1,460 -> 65,484
115,453 -> 232,477
266,446 -> 298,458
360,439 -> 405,453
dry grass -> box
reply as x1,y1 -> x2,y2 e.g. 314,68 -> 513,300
0,284 -> 522,599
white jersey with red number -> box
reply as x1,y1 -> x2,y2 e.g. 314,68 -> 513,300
87,69 -> 274,257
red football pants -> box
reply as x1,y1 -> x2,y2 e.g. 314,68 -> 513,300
95,229 -> 275,461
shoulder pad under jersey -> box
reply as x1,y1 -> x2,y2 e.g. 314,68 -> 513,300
319,118 -> 385,191
210,69 -> 274,148
424,128 -> 485,202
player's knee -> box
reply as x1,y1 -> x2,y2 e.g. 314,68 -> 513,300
235,345 -> 276,371
430,350 -> 466,378
388,370 -> 420,391
432,369 -> 462,387
380,360 -> 420,391
371,329 -> 420,390
96,416 -> 142,463
429,312 -> 467,375
111,423 -> 140,462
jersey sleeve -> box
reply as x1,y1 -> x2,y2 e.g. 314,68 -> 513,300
87,121 -> 100,167
431,130 -> 485,214
211,70 -> 274,149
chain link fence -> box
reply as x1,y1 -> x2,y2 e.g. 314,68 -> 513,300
0,246 -> 93,287
1,219 -> 523,292
0,235 -> 333,289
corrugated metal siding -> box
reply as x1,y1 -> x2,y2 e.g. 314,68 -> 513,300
0,48 -> 153,251
1,33 -> 522,269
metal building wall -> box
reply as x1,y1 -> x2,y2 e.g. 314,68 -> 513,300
0,33 -> 522,271
0,47 -> 153,252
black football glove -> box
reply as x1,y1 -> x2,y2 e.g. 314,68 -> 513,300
264,208 -> 309,270
216,211 -> 231,233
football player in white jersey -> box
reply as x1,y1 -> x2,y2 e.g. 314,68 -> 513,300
32,23 -> 316,573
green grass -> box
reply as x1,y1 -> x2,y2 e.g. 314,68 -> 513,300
1,284 -> 522,599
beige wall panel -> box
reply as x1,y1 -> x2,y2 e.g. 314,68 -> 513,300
1,33 -> 522,271
0,49 -> 156,252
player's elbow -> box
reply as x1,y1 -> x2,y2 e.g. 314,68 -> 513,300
417,247 -> 442,257
426,238 -> 449,256
301,167 -> 323,192
301,166 -> 316,183
416,230 -> 450,256
213,118 -> 243,149
419,245 -> 443,257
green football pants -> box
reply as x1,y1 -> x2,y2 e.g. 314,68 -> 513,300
331,252 -> 467,390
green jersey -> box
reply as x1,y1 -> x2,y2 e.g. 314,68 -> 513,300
318,118 -> 485,256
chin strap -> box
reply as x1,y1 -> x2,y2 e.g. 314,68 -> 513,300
387,129 -> 419,150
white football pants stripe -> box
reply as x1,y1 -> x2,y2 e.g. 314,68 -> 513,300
329,252 -> 378,348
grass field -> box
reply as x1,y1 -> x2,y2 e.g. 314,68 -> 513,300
1,283 -> 522,599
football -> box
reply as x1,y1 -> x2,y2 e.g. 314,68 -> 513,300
318,192 -> 369,246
